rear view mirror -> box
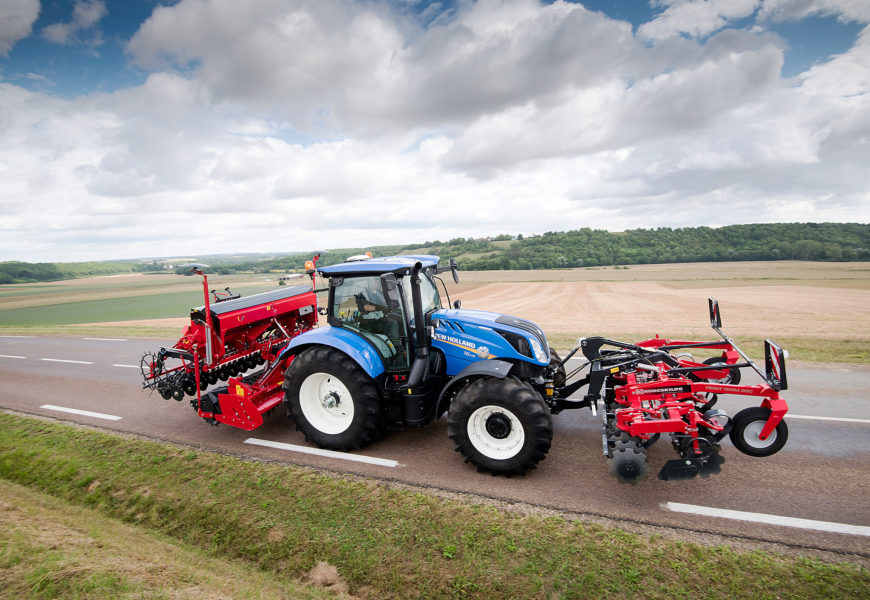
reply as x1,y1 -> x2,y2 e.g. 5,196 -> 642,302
380,273 -> 401,310
435,258 -> 460,284
708,298 -> 722,329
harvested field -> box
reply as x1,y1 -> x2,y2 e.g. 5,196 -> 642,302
2,261 -> 867,362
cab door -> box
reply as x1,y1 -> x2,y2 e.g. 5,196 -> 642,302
329,275 -> 410,372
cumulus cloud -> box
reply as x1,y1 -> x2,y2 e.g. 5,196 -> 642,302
0,0 -> 868,261
42,0 -> 107,46
0,0 -> 39,56
639,0 -> 760,41
759,0 -> 870,23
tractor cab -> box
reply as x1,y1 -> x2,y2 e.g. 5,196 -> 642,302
317,255 -> 446,374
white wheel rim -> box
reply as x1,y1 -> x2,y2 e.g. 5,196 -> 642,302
299,372 -> 354,434
467,405 -> 525,460
742,420 -> 777,449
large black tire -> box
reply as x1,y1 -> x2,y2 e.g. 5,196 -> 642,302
447,376 -> 553,476
701,356 -> 741,385
282,346 -> 383,451
729,407 -> 788,457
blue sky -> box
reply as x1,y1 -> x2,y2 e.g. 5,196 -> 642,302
1,0 -> 869,261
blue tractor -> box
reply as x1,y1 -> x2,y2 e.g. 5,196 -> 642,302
280,255 -> 561,475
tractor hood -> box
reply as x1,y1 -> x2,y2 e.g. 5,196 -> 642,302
431,308 -> 550,373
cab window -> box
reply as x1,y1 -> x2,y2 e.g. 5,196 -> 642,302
330,276 -> 409,371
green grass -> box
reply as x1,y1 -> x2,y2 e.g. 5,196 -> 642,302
0,413 -> 866,600
0,480 -> 337,600
0,285 -> 280,326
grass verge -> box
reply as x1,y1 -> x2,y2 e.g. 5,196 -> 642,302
0,480 -> 338,600
0,413 -> 867,599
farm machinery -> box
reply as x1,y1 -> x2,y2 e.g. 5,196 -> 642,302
140,258 -> 321,429
548,298 -> 789,482
141,254 -> 789,483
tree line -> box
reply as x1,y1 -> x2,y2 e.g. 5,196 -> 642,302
454,223 -> 870,270
0,261 -> 152,284
3,223 -> 868,283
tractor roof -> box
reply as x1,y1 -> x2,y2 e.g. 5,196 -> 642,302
317,255 -> 439,277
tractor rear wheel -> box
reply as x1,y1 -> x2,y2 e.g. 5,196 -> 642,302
447,376 -> 553,476
282,346 -> 383,451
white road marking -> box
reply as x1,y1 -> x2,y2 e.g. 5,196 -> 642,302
83,337 -> 128,342
113,364 -> 140,369
40,358 -> 94,365
0,335 -> 35,338
787,414 -> 870,425
244,438 -> 399,468
0,354 -> 27,359
40,404 -> 122,421
663,502 -> 870,537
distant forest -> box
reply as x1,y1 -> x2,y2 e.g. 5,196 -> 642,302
0,261 -> 153,285
2,223 -> 868,283
220,222 -> 870,273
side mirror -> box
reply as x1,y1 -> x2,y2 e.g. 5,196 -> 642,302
708,298 -> 722,329
453,299 -> 462,309
450,258 -> 459,284
380,273 -> 401,310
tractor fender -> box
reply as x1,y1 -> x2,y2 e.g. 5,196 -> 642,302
278,326 -> 386,380
435,359 -> 514,419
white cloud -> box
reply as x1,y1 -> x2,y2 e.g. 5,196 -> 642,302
0,0 -> 868,261
639,0 -> 761,41
0,0 -> 39,56
758,0 -> 870,23
42,0 -> 107,46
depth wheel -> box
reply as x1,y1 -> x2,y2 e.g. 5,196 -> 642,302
729,407 -> 788,457
702,357 -> 741,385
447,377 -> 553,476
282,346 -> 383,451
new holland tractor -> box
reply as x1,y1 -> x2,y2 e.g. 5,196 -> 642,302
280,255 -> 555,476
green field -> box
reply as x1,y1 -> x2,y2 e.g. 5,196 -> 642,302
0,286 -> 279,326
1,413 -> 865,600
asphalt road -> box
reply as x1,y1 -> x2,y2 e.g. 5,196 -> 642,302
1,334 -> 868,561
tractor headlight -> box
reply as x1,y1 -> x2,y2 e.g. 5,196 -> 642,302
528,337 -> 548,364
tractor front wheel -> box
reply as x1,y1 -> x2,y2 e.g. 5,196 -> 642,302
447,376 -> 553,476
282,346 -> 383,451
729,407 -> 788,457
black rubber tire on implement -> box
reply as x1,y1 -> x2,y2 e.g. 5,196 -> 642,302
282,346 -> 383,451
701,357 -> 741,385
447,376 -> 553,476
729,407 -> 788,457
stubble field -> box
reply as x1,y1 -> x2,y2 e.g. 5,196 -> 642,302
1,261 -> 868,362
